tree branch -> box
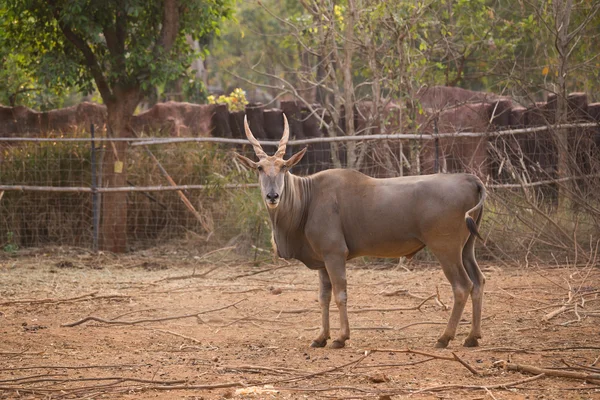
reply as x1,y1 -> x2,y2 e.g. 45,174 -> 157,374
156,0 -> 180,53
47,1 -> 112,101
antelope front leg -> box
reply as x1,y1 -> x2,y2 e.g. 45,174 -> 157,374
311,269 -> 332,348
324,255 -> 349,349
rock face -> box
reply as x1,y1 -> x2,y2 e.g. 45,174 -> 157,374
0,101 -> 216,137
2,87 -> 599,179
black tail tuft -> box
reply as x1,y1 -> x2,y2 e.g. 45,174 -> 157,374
466,216 -> 483,240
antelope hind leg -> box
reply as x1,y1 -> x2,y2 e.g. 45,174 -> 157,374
311,269 -> 332,348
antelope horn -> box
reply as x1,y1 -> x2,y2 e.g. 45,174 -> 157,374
244,115 -> 268,159
274,114 -> 290,158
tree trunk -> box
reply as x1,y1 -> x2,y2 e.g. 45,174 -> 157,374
342,0 -> 357,168
553,0 -> 573,209
99,89 -> 140,252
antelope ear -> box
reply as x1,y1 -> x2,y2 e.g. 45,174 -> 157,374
234,152 -> 258,170
285,147 -> 307,169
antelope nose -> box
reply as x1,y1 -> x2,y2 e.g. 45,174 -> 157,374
266,192 -> 279,202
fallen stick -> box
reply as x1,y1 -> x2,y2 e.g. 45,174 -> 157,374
380,288 -> 409,296
543,305 -> 568,321
368,348 -> 479,375
0,373 -> 68,383
350,294 -> 436,313
231,264 -> 291,280
303,325 -> 394,331
472,346 -> 532,353
396,320 -> 468,331
153,246 -> 237,283
153,264 -> 223,283
2,376 -> 186,386
0,292 -> 130,306
271,385 -> 373,394
149,328 -> 202,344
0,351 -> 44,357
539,345 -> 600,351
413,373 -> 545,393
494,360 -> 600,383
0,364 -> 147,372
272,307 -> 314,314
62,298 -> 246,327
562,359 -> 600,374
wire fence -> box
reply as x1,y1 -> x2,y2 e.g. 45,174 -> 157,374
1,122 -> 599,265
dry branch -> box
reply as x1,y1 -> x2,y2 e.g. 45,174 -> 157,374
0,292 -> 130,306
0,364 -> 147,372
544,305 -> 569,321
413,373 -> 545,394
153,264 -> 226,283
0,374 -> 68,383
85,354 -> 371,395
396,320 -> 468,331
61,298 -> 246,327
153,246 -> 237,284
349,294 -> 435,313
149,328 -> 202,344
231,264 -> 291,280
0,351 -> 44,357
494,360 -> 600,383
368,348 -> 479,375
0,376 -> 186,386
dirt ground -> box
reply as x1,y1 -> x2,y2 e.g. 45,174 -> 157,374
1,247 -> 599,399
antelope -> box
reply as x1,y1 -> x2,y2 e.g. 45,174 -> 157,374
235,114 -> 487,349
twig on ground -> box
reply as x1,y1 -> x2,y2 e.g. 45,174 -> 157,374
222,365 -> 301,376
494,360 -> 600,383
148,328 -> 203,344
472,346 -> 532,353
413,373 -> 545,394
435,286 -> 448,310
271,385 -> 373,394
378,288 -> 428,300
0,374 -> 68,383
303,325 -> 394,331
539,346 -> 600,352
153,246 -> 238,283
110,308 -> 162,321
544,305 -> 569,321
0,350 -> 44,357
368,348 -> 479,375
0,364 -> 147,372
0,292 -> 130,306
0,376 -> 186,386
561,303 -> 582,326
153,262 -> 228,283
561,359 -> 600,374
61,299 -> 246,327
222,288 -> 263,294
272,307 -> 314,314
349,294 -> 435,313
493,288 -> 551,305
231,264 -> 292,280
396,320 -> 468,331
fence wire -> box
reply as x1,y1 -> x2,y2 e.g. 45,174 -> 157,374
1,125 -> 599,265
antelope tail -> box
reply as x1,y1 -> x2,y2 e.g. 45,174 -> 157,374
465,179 -> 486,240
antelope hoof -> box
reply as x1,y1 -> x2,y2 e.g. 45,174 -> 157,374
310,339 -> 327,348
435,336 -> 451,348
330,340 -> 345,349
463,337 -> 480,347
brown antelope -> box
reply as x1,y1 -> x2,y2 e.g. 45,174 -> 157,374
235,114 -> 487,349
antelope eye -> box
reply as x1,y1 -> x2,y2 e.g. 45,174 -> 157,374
257,165 -> 263,171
